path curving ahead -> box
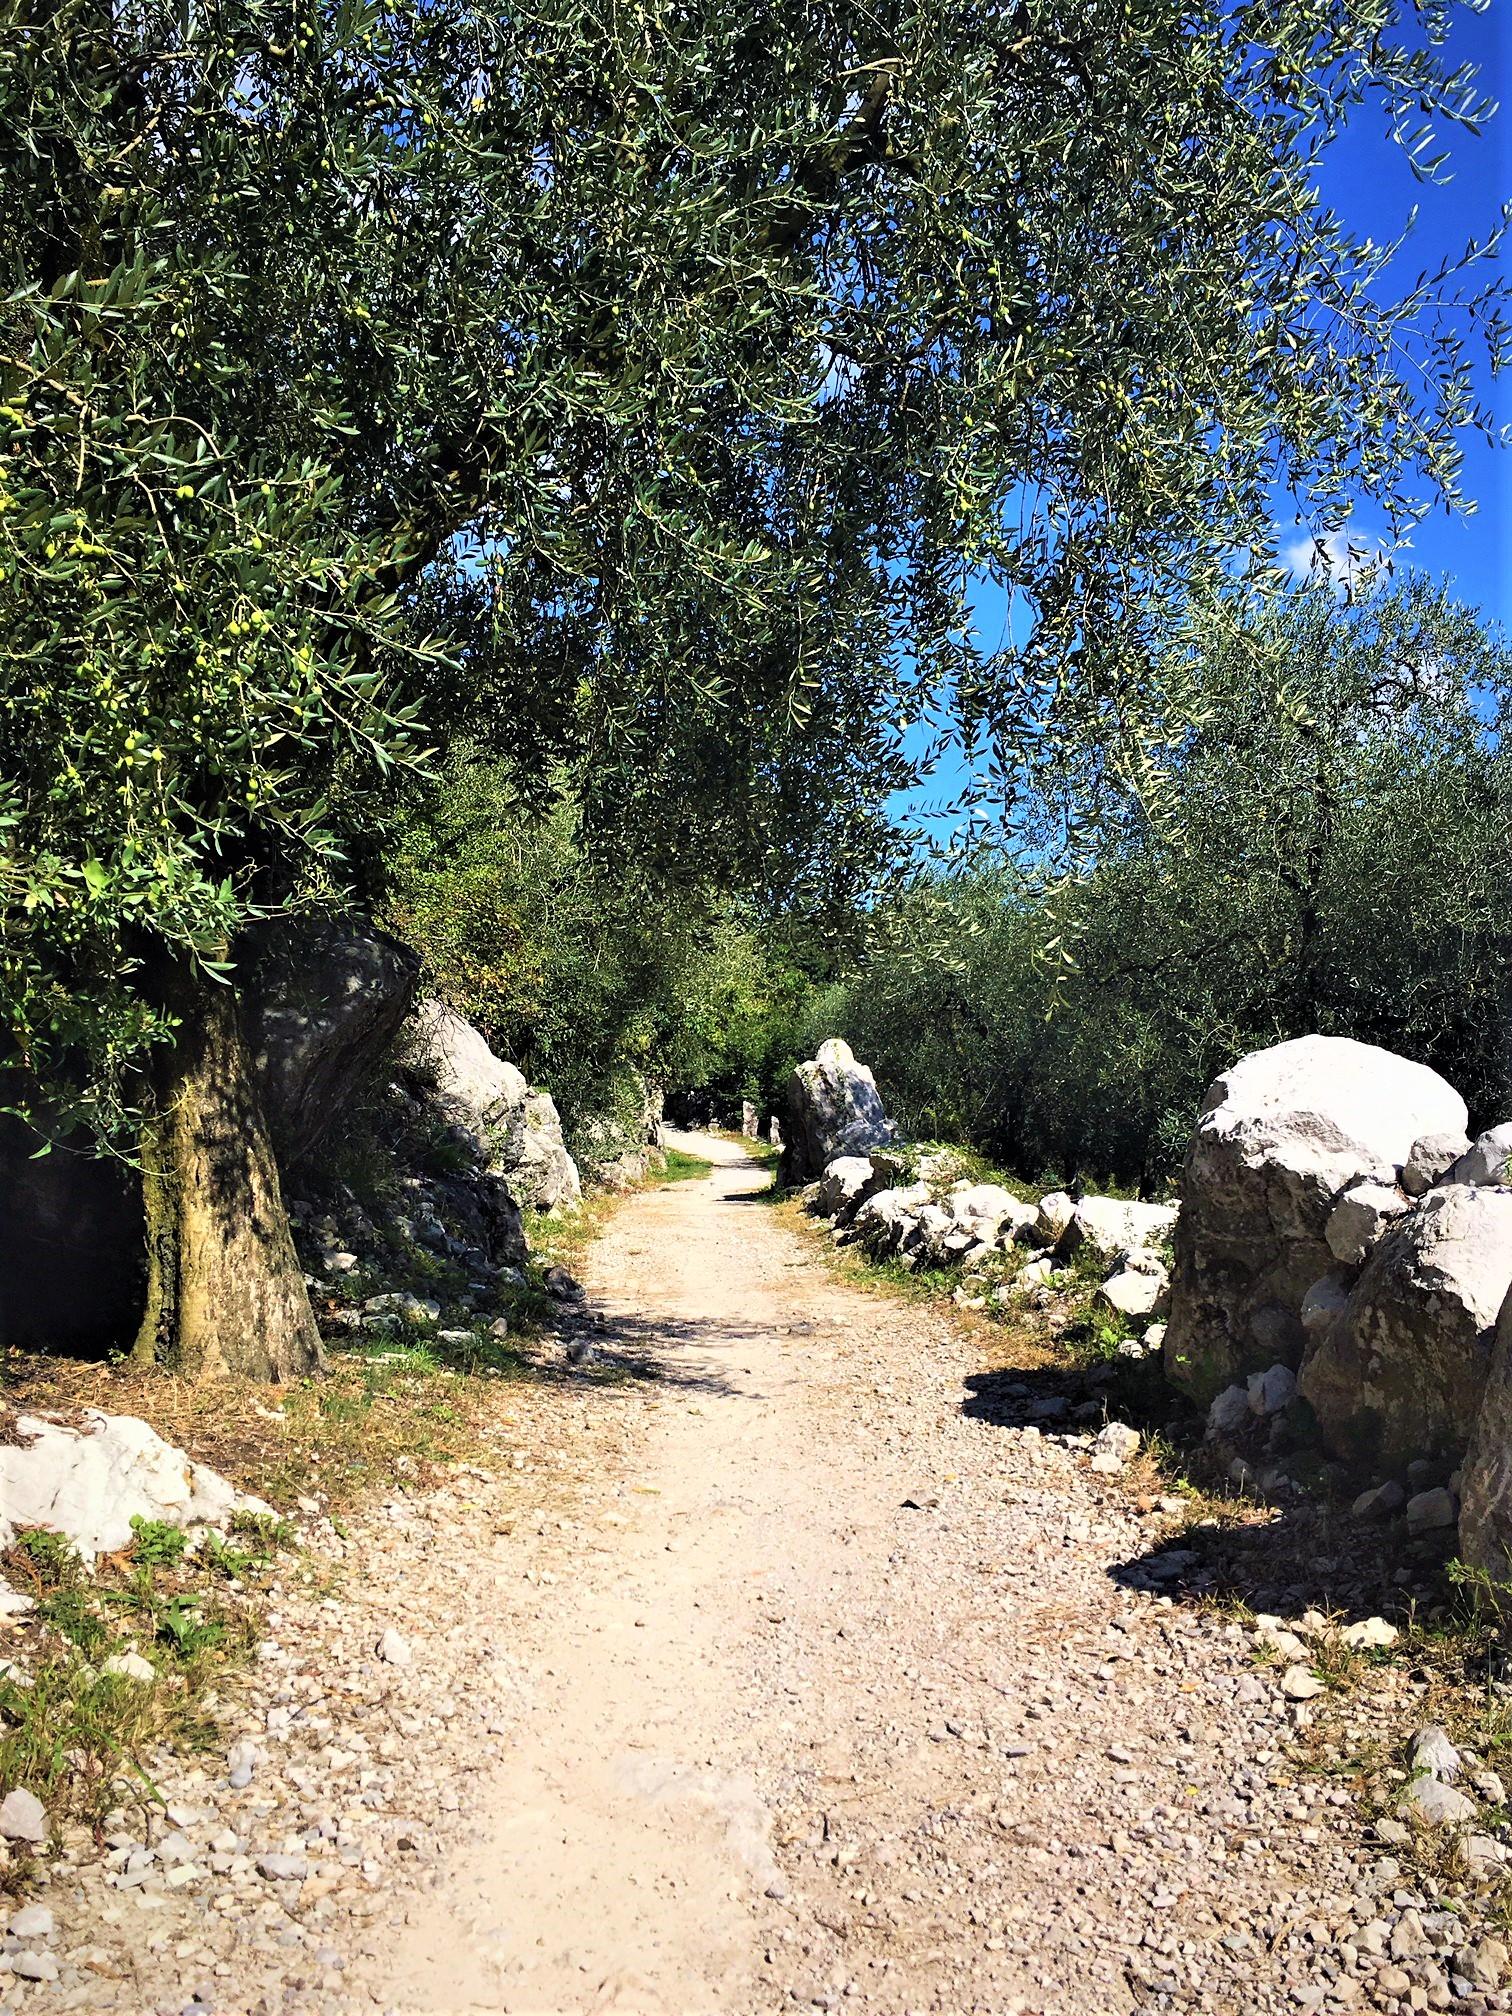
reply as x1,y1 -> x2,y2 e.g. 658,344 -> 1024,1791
376,1133 -> 1373,2016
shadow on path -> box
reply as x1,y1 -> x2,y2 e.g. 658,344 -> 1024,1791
962,1357 -> 1459,1638
554,1305 -> 787,1400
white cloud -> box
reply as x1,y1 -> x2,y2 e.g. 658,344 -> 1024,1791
1279,525 -> 1398,589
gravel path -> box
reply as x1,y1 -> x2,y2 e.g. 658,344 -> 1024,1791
15,1134 -> 1510,2015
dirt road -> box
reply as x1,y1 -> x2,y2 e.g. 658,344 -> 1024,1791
374,1134 -> 1379,2016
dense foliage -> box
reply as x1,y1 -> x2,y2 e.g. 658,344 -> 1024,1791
384,761 -> 818,1153
815,581 -> 1512,1189
2,0 -> 1504,1142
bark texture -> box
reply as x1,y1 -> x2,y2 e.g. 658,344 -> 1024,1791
133,977 -> 324,1382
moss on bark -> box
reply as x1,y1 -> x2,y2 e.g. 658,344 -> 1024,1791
132,977 -> 323,1382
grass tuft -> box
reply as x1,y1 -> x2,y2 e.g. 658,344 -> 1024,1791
0,1513 -> 295,1847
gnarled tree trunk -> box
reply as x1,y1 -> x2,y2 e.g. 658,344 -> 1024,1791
132,972 -> 323,1382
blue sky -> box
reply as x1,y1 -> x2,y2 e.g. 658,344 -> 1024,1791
1310,5 -> 1509,625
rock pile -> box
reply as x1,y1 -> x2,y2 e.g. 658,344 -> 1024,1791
1163,1036 -> 1468,1404
1300,1185 -> 1512,1471
806,1138 -> 1177,1329
575,1069 -> 667,1191
798,1030 -> 1512,1576
1163,1033 -> 1512,1573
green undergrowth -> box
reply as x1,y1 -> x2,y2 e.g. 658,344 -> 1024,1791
883,1139 -> 1040,1204
0,1511 -> 296,1858
662,1146 -> 714,1182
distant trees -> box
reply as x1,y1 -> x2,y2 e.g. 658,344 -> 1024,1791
385,760 -> 816,1144
824,582 -> 1512,1187
1,0 -> 1502,1373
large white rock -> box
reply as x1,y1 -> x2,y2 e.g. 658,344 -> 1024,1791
1448,1123 -> 1512,1188
946,1184 -> 1036,1245
1402,1130 -> 1473,1198
1207,1384 -> 1251,1438
902,1201 -> 955,1263
1325,1180 -> 1408,1267
408,998 -> 581,1211
1061,1196 -> 1178,1264
0,1412 -> 274,1566
1031,1191 -> 1076,1247
779,1039 -> 895,1183
813,1155 -> 888,1223
1096,1262 -> 1169,1322
1298,1185 -> 1512,1470
1456,1291 -> 1512,1576
1163,1036 -> 1466,1402
1247,1363 -> 1297,1417
849,1182 -> 930,1259
411,995 -> 528,1120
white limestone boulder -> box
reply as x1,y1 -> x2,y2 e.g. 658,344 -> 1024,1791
1402,1130 -> 1474,1198
1325,1180 -> 1409,1267
1163,1036 -> 1466,1403
1299,1185 -> 1512,1471
778,1039 -> 895,1184
902,1201 -> 955,1263
407,997 -> 581,1211
1061,1196 -> 1178,1265
849,1182 -> 931,1259
1029,1191 -> 1076,1247
813,1155 -> 885,1222
1448,1123 -> 1512,1188
946,1183 -> 1036,1247
1096,1260 -> 1170,1322
0,1411 -> 274,1567
411,995 -> 527,1121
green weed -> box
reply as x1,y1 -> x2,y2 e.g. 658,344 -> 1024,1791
228,1508 -> 296,1549
156,1595 -> 225,1659
0,1525 -> 262,1837
12,1529 -> 75,1586
129,1516 -> 189,1569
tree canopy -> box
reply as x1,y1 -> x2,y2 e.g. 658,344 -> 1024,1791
1,0 -> 1505,1371
3,0 -> 1505,1136
819,577 -> 1512,1186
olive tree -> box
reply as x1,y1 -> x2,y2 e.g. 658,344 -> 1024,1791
827,579 -> 1512,1186
0,0 -> 1502,1376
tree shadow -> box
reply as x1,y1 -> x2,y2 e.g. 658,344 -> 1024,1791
962,1355 -> 1457,1630
548,1307 -> 766,1399
0,1113 -> 146,1358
